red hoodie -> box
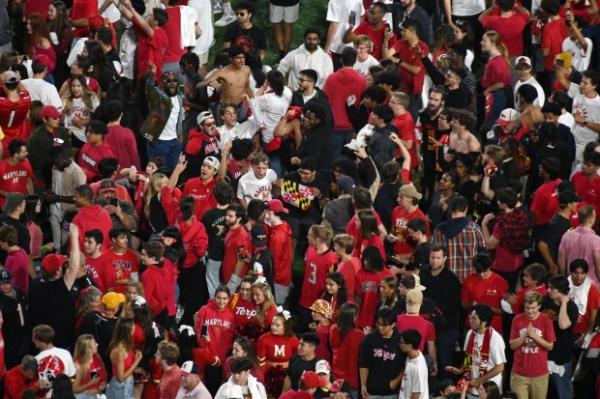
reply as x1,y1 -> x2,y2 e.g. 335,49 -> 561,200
222,224 -> 251,284
141,262 -> 172,317
269,222 -> 293,286
323,67 -> 366,129
177,217 -> 208,268
194,299 -> 235,362
185,128 -> 220,157
72,204 -> 113,250
78,143 -> 115,182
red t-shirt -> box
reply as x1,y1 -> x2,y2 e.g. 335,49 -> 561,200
480,9 -> 530,56
222,225 -> 251,284
231,294 -> 257,331
354,234 -> 386,260
135,24 -> 169,80
355,268 -> 393,328
530,179 -> 561,226
182,177 -> 217,219
392,112 -> 418,168
513,285 -> 547,315
572,171 -> 600,215
256,333 -> 299,364
461,272 -> 508,332
0,159 -> 33,207
392,40 -> 428,95
337,257 -> 361,298
391,206 -> 430,255
541,17 -> 568,70
25,0 -> 51,16
105,125 -> 141,172
78,143 -> 115,182
75,354 -> 107,392
482,55 -> 512,89
84,253 -> 113,293
0,92 -> 32,154
396,314 -> 436,351
352,22 -> 396,60
346,211 -> 383,244
103,249 -> 139,293
510,312 -> 556,377
163,7 -> 186,63
491,222 -> 524,273
70,0 -> 99,37
299,246 -> 337,309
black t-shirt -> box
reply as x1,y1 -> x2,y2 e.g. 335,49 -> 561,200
0,214 -> 30,262
0,288 -> 29,369
201,207 -> 227,261
374,182 -> 401,231
539,214 -> 571,263
282,171 -> 330,222
288,355 -> 318,390
28,278 -> 77,349
541,296 -> 579,365
359,329 -> 403,396
223,24 -> 267,50
419,266 -> 461,331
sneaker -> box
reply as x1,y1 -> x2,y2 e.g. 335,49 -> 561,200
214,12 -> 236,27
213,0 -> 223,14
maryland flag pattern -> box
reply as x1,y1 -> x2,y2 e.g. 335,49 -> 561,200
280,179 -> 315,211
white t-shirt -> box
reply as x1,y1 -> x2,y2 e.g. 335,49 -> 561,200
218,120 -> 259,149
353,55 -> 379,77
452,0 -> 486,16
160,96 -> 180,141
399,352 -> 429,399
189,0 -> 213,55
326,0 -> 365,54
568,82 -> 600,164
63,95 -> 100,142
237,169 -> 277,203
562,37 -> 593,72
514,76 -> 546,110
36,346 -> 76,397
559,112 -> 575,131
463,329 -> 506,395
21,78 -> 63,110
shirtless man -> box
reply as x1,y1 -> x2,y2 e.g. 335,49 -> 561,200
445,108 -> 481,163
204,45 -> 252,107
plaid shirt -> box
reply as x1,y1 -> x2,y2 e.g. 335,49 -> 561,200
433,220 -> 485,283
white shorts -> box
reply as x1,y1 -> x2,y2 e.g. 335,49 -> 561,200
269,3 -> 299,23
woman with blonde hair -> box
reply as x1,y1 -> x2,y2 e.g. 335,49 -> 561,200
62,75 -> 99,147
252,282 -> 277,334
480,30 -> 512,126
26,13 -> 56,74
73,334 -> 107,398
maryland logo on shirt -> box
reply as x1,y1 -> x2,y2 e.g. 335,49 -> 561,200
281,179 -> 314,210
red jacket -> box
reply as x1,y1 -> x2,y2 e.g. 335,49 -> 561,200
177,217 -> 209,267
194,299 -> 235,362
269,222 -> 293,286
329,325 -> 364,389
222,225 -> 251,284
323,67 -> 366,129
77,143 -> 115,182
72,204 -> 113,250
141,263 -> 172,317
185,128 -> 220,157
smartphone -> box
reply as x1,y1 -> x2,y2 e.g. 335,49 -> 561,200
201,324 -> 209,338
90,371 -> 98,379
349,11 -> 356,25
109,198 -> 118,206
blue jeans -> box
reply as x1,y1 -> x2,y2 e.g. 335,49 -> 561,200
549,360 -> 573,399
146,138 -> 182,172
331,128 -> 354,159
106,376 -> 133,399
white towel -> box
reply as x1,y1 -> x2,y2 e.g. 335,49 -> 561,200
179,5 -> 198,48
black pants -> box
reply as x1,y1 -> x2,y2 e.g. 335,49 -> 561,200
203,364 -> 223,396
178,261 -> 209,326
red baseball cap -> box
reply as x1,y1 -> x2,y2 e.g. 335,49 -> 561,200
41,254 -> 67,274
42,105 -> 62,119
267,199 -> 289,214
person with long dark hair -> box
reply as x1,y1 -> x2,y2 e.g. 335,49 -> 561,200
321,271 -> 348,320
355,246 -> 393,330
106,318 -> 143,399
329,303 -> 364,397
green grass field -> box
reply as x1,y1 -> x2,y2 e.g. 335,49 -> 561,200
210,0 -> 329,66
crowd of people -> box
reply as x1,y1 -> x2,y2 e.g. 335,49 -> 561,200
0,0 -> 600,398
